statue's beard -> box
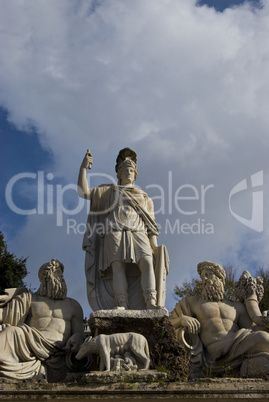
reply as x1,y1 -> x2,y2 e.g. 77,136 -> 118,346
203,278 -> 224,302
37,273 -> 67,300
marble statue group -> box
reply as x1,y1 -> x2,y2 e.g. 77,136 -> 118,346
1,147 -> 269,381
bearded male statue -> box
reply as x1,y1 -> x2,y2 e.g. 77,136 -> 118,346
170,261 -> 269,378
0,259 -> 85,381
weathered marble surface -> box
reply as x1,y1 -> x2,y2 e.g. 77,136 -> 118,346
0,259 -> 88,381
78,147 -> 169,311
76,332 -> 151,371
90,307 -> 168,319
237,270 -> 269,329
88,309 -> 187,381
170,261 -> 269,378
1,377 -> 269,400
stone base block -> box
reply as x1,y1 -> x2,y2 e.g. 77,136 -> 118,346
1,377 -> 269,400
88,308 -> 188,381
73,369 -> 167,384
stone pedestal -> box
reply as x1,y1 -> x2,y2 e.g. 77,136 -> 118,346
73,369 -> 167,384
88,308 -> 188,381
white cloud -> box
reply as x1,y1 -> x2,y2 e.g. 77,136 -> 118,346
1,0 -> 269,312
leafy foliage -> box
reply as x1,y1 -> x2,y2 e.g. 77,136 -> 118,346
173,264 -> 269,310
0,231 -> 28,293
255,266 -> 269,312
174,264 -> 239,302
223,264 -> 238,302
174,276 -> 203,299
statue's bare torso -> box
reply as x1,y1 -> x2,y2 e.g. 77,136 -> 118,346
169,263 -> 269,378
26,294 -> 83,347
183,296 -> 253,360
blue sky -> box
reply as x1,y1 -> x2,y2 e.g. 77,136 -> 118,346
1,0 -> 268,315
197,0 -> 262,10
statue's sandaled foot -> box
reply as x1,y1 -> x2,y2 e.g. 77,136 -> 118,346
146,302 -> 162,310
114,306 -> 126,310
115,294 -> 128,310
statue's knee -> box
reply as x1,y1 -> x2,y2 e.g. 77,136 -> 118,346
112,261 -> 125,274
139,256 -> 153,272
258,331 -> 269,344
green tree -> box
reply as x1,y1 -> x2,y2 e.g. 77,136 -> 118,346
174,276 -> 203,299
255,266 -> 269,312
223,264 -> 238,302
0,231 -> 28,293
174,264 -> 238,302
173,264 -> 269,310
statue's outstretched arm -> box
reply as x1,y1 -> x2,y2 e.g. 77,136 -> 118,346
64,300 -> 85,353
77,149 -> 93,199
244,296 -> 269,329
171,314 -> 200,335
170,299 -> 200,335
237,270 -> 269,329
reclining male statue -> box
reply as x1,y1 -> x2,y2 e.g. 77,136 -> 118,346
0,259 -> 85,380
169,261 -> 269,378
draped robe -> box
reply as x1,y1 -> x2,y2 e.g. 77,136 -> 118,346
0,291 -> 60,379
82,184 -> 168,310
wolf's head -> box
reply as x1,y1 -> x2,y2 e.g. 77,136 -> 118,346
76,336 -> 97,360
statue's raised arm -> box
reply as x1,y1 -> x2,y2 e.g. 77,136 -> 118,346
77,149 -> 93,199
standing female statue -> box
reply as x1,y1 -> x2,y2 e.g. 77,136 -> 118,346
78,147 -> 168,311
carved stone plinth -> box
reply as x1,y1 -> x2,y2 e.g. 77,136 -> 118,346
88,309 -> 188,381
74,369 -> 167,384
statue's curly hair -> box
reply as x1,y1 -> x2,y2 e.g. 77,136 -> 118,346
197,261 -> 226,284
38,258 -> 64,282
